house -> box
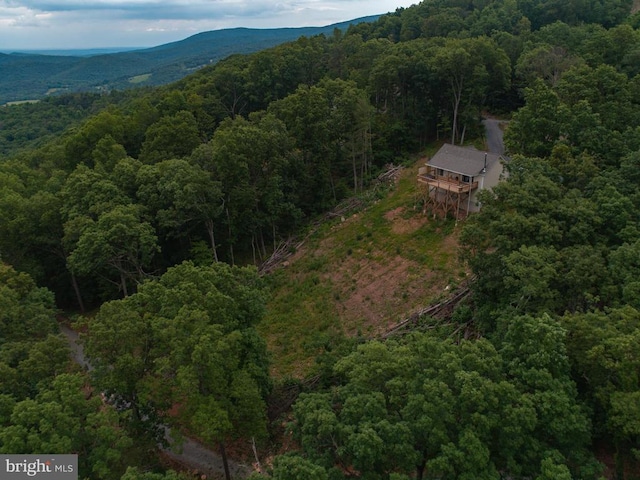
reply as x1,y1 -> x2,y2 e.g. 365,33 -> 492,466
417,143 -> 507,219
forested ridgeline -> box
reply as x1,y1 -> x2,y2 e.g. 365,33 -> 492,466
2,0 -> 640,479
0,17 -> 380,106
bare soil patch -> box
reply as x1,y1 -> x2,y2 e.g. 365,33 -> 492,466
384,206 -> 430,235
327,252 -> 440,336
310,207 -> 461,337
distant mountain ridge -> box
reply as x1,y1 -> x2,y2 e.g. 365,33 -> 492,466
0,15 -> 379,105
0,48 -> 141,56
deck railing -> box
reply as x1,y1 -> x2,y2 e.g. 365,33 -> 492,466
417,172 -> 478,192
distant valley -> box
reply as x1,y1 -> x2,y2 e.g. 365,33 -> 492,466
0,16 -> 378,105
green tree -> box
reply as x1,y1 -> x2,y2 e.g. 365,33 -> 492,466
203,56 -> 251,119
467,0 -> 526,36
92,135 -> 129,174
609,241 -> 640,307
508,62 -> 640,163
460,155 -> 614,318
0,265 -> 140,478
498,314 -> 592,471
64,109 -> 125,169
138,111 -> 201,164
536,457 -> 573,480
368,40 -> 434,156
270,454 -> 329,480
562,307 -> 640,471
515,45 -> 583,88
0,262 -> 71,398
60,161 -> 142,305
0,334 -> 71,400
0,163 -> 80,306
291,331 -> 593,479
430,37 -> 511,145
84,262 -> 270,480
67,205 -> 159,297
193,113 -> 300,263
136,159 -> 223,261
421,7 -> 467,38
502,245 -> 559,312
0,263 -> 58,344
60,164 -> 130,221
269,79 -> 373,209
121,98 -> 160,158
120,467 -> 187,480
504,80 -> 564,157
0,373 -> 134,480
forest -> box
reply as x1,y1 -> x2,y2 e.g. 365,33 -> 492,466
0,16 -> 377,106
1,0 -> 640,478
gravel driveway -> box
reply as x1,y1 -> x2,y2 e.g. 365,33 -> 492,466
482,117 -> 506,154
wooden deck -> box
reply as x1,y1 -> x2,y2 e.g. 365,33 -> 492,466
417,174 -> 478,193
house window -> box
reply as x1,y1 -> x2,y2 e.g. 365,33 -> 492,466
462,175 -> 470,183
437,168 -> 444,176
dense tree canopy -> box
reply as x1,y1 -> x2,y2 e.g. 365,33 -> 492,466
83,262 -> 270,478
284,326 -> 597,480
0,264 -> 150,479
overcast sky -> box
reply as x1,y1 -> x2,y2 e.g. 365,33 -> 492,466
0,0 -> 417,50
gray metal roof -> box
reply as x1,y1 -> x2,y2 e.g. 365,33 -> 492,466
427,144 -> 504,176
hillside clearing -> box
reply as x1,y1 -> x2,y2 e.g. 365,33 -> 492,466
259,157 -> 469,378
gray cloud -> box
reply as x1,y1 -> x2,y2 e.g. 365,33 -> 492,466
0,0 -> 415,49
6,1 -> 299,17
